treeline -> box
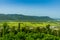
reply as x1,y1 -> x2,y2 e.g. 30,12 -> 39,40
0,23 -> 60,40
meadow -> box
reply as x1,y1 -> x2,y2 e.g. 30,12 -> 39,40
0,21 -> 59,27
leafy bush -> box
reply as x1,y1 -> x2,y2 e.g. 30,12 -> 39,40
0,23 -> 60,40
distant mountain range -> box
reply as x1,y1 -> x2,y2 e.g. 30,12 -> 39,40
53,18 -> 60,21
0,14 -> 54,22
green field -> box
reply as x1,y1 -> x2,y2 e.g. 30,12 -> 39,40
0,21 -> 59,27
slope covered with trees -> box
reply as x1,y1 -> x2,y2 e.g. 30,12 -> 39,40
0,14 -> 54,22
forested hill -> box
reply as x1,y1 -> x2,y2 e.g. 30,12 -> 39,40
0,14 -> 54,22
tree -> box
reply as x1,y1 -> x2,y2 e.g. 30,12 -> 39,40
46,24 -> 50,30
3,23 -> 8,35
46,24 -> 51,34
36,27 -> 40,32
17,23 -> 20,32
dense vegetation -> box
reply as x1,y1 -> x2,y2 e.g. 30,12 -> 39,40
0,22 -> 60,40
0,14 -> 53,22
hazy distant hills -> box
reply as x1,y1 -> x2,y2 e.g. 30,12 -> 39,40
0,14 -> 54,22
53,18 -> 60,21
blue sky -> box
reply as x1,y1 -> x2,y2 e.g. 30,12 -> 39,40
0,0 -> 60,18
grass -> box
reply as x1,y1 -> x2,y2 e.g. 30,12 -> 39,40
0,21 -> 59,28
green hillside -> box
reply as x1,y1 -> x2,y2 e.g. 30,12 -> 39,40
0,14 -> 54,22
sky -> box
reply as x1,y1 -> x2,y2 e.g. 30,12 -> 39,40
0,0 -> 60,18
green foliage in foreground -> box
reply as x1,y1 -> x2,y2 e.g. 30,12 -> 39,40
1,32 -> 60,40
0,23 -> 60,40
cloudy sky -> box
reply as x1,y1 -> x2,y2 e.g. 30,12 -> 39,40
0,0 -> 60,18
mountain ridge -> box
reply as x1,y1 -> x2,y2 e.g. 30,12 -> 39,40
0,14 -> 54,22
